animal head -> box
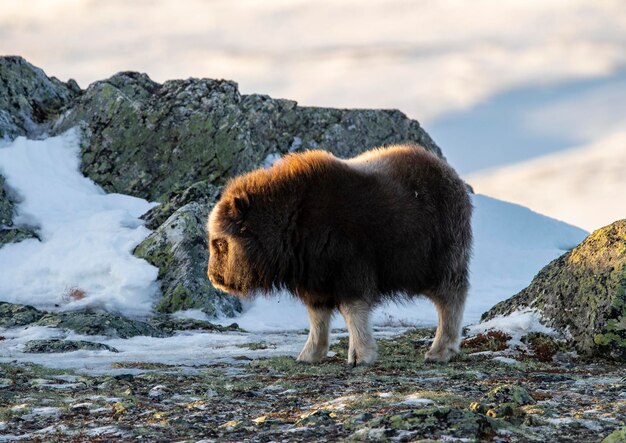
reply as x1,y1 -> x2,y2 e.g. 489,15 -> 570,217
206,174 -> 299,297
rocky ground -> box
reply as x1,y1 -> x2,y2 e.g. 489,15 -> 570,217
1,328 -> 624,442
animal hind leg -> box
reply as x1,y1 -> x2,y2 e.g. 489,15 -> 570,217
425,283 -> 467,363
297,305 -> 333,363
339,299 -> 378,366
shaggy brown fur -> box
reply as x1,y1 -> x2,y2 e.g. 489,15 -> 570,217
207,144 -> 472,365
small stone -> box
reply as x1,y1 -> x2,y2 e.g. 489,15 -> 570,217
148,385 -> 168,399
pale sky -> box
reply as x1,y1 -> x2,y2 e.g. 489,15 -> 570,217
2,0 -> 625,230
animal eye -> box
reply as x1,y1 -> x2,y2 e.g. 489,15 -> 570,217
212,239 -> 228,254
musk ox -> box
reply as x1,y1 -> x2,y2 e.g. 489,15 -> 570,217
207,144 -> 472,365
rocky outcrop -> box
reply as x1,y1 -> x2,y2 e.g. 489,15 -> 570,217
0,301 -> 163,338
35,311 -> 166,339
52,71 -> 441,202
24,339 -> 119,353
134,202 -> 242,317
0,301 -> 240,338
0,56 -> 79,140
482,220 -> 626,361
0,301 -> 44,327
140,180 -> 221,230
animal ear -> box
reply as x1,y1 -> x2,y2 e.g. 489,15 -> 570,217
231,194 -> 250,222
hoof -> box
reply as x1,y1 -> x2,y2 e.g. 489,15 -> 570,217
347,347 -> 378,367
424,347 -> 457,363
297,348 -> 327,364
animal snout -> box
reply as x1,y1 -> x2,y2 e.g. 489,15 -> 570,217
208,270 -> 225,286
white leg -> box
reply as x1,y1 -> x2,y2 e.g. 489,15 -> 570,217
297,306 -> 332,363
339,299 -> 378,366
425,295 -> 465,363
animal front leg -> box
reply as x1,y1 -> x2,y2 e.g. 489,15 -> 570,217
425,291 -> 466,363
339,299 -> 378,366
297,305 -> 332,363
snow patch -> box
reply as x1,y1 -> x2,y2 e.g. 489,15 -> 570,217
0,130 -> 159,315
468,308 -> 556,348
493,356 -> 520,365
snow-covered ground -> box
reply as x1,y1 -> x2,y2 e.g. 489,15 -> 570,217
0,131 -> 587,370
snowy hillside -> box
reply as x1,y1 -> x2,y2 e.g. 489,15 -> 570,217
467,131 -> 626,232
0,132 -> 587,342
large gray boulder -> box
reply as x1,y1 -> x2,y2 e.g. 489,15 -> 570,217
0,301 -> 44,328
52,71 -> 441,202
0,56 -> 79,140
482,220 -> 626,361
134,201 -> 242,317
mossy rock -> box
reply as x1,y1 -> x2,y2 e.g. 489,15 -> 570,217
364,406 -> 494,441
52,70 -> 441,202
0,56 -> 78,140
0,301 -> 44,327
141,180 -> 221,230
23,339 -> 118,353
0,176 -> 12,227
35,311 -> 166,338
482,220 -> 626,361
602,426 -> 626,443
150,316 -> 241,334
1,173 -> 39,249
134,202 -> 242,318
482,385 -> 535,407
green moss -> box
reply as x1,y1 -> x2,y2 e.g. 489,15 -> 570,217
602,426 -> 626,443
369,406 -> 494,440
134,238 -> 173,280
157,284 -> 194,313
594,332 -> 626,347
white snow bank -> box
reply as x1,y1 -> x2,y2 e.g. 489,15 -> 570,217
0,130 -> 159,316
467,308 -> 556,347
217,194 -> 587,331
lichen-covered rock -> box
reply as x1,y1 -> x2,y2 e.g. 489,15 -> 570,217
0,176 -> 12,226
482,385 -> 535,407
23,339 -> 118,353
602,426 -> 626,443
0,56 -> 79,140
134,202 -> 241,317
0,301 -> 44,327
149,316 -> 241,334
1,175 -> 38,248
358,407 -> 493,441
52,71 -> 441,202
482,220 -> 626,361
0,227 -> 39,246
141,180 -> 221,230
36,311 -> 165,338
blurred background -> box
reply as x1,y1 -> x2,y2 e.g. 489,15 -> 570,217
1,0 -> 624,231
